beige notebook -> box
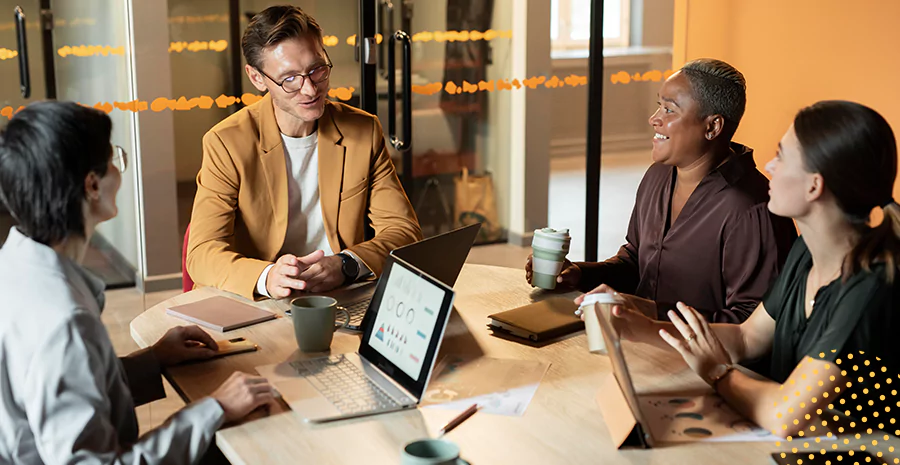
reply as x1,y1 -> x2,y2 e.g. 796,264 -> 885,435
166,296 -> 276,332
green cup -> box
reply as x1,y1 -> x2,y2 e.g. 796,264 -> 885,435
290,296 -> 350,352
401,439 -> 469,465
531,227 -> 571,290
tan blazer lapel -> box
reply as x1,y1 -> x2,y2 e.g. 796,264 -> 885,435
318,101 -> 346,253
257,94 -> 288,256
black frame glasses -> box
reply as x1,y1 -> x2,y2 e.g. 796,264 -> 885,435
255,50 -> 333,93
112,145 -> 127,173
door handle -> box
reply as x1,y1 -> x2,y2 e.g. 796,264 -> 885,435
387,30 -> 411,152
14,6 -> 30,99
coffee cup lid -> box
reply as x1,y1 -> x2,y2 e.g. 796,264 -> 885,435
579,293 -> 621,307
535,227 -> 570,236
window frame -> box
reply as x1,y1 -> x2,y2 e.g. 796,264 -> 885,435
551,0 -> 631,52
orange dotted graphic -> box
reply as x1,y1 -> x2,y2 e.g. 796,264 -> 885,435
57,45 -> 125,58
0,48 -> 18,61
0,17 -> 95,32
411,29 -> 512,43
323,35 -> 341,47
610,69 -> 676,85
773,350 -> 900,465
0,73 -> 587,119
328,87 -> 355,101
168,40 -> 228,53
348,30 -> 509,47
168,14 -> 229,25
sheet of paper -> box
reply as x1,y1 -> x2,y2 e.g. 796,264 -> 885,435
421,356 -> 550,416
640,394 -> 836,443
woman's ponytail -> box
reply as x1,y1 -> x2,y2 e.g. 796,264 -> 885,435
847,201 -> 900,282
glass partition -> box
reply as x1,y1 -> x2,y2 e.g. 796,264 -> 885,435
0,0 -> 140,288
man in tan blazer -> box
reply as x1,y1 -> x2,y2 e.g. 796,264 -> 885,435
187,5 -> 422,300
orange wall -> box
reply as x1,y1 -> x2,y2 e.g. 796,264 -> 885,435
673,0 -> 900,200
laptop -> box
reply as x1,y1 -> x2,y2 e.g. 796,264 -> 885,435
304,223 -> 480,331
256,255 -> 456,423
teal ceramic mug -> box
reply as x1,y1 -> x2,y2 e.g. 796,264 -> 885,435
401,439 -> 469,465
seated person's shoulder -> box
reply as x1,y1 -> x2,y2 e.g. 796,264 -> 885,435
733,166 -> 774,202
636,162 -> 673,191
3,298 -> 110,364
327,101 -> 380,138
203,105 -> 261,154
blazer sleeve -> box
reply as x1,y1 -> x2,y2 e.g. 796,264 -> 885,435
186,131 -> 271,300
344,117 -> 423,276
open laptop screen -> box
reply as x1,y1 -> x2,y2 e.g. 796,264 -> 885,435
358,256 -> 455,400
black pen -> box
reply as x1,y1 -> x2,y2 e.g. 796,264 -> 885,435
437,404 -> 480,438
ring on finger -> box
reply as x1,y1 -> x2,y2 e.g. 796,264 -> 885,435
686,332 -> 697,343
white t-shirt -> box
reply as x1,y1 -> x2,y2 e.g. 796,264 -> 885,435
256,131 -> 370,297
279,131 -> 331,257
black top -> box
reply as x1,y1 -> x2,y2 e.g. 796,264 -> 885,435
577,143 -> 797,323
764,237 -> 900,421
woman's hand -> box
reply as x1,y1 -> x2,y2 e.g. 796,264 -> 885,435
659,302 -> 732,384
525,254 -> 581,289
575,285 -> 657,342
575,284 -> 658,319
151,325 -> 218,366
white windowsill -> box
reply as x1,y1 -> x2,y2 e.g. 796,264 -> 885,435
551,45 -> 673,61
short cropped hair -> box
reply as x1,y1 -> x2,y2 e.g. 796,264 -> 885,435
0,101 -> 112,245
680,58 -> 747,127
241,5 -> 324,70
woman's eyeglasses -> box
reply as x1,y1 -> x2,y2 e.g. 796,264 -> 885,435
112,145 -> 128,173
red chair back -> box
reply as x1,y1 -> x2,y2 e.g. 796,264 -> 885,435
182,223 -> 194,293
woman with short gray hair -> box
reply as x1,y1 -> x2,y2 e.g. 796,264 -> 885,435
527,58 -> 797,324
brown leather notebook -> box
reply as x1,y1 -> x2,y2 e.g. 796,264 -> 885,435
166,296 -> 276,332
487,297 -> 582,342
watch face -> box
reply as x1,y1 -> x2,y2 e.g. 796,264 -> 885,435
342,254 -> 359,277
710,364 -> 731,382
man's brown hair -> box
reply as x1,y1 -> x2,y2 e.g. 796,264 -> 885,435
241,5 -> 324,70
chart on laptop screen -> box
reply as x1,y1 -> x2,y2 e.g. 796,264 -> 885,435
367,264 -> 444,379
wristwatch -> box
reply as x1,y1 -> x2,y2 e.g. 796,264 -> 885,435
707,363 -> 735,389
336,253 -> 360,285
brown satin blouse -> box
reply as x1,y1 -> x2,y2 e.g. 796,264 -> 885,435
577,143 -> 797,323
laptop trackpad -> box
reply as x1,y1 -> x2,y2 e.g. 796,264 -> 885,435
256,364 -> 341,422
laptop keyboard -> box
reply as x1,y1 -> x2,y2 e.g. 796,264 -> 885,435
289,355 -> 401,415
342,299 -> 370,326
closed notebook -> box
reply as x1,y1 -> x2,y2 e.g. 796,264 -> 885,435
488,297 -> 582,342
166,296 -> 276,332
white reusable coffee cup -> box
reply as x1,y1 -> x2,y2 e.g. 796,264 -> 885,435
580,293 -> 622,354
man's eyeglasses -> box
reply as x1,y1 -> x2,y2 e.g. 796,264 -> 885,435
112,145 -> 128,173
255,50 -> 333,93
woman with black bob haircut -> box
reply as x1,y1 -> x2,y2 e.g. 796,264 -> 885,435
607,100 -> 900,437
0,101 -> 273,463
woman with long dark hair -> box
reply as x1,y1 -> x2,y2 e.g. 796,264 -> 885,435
608,100 -> 900,436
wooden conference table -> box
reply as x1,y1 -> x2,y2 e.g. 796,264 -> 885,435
131,264 -> 781,464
